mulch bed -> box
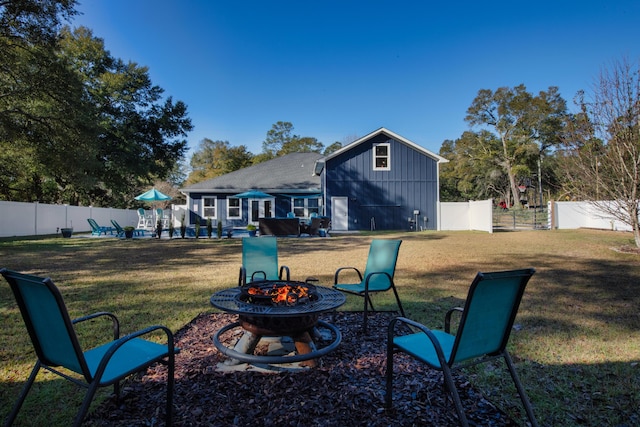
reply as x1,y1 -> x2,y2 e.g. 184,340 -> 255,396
85,312 -> 518,426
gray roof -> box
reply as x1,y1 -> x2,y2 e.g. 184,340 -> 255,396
181,152 -> 323,194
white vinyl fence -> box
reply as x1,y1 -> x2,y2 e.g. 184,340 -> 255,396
0,200 -> 634,238
0,201 -> 139,238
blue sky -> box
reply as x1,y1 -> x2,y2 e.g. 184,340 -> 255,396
72,0 -> 640,157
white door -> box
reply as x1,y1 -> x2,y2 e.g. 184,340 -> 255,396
249,199 -> 274,224
331,197 -> 348,231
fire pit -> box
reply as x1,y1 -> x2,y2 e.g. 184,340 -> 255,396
210,280 -> 346,367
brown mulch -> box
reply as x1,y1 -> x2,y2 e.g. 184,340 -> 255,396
85,312 -> 518,426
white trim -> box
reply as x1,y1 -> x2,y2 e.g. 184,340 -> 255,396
373,142 -> 391,171
226,197 -> 242,220
202,196 -> 217,219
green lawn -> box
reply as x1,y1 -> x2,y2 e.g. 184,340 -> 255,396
1,229 -> 639,426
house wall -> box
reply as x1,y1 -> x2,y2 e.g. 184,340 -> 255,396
324,133 -> 439,231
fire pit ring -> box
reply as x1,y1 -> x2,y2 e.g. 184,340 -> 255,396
213,320 -> 341,364
210,281 -> 346,366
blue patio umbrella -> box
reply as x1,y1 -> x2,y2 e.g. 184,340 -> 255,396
135,188 -> 172,228
232,190 -> 274,199
135,188 -> 172,202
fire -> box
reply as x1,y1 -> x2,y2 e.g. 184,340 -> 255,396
247,283 -> 311,305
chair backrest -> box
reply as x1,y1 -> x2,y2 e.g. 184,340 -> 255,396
450,268 -> 535,364
87,218 -> 99,231
362,239 -> 402,291
242,237 -> 279,282
156,208 -> 163,216
286,212 -> 295,218
138,208 -> 145,216
1,269 -> 90,380
110,219 -> 123,232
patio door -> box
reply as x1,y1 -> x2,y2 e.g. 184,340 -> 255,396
331,197 -> 348,231
249,199 -> 274,224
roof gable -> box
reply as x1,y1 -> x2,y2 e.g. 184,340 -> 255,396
323,127 -> 448,163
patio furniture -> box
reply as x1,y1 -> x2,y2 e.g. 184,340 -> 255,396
239,236 -> 291,286
385,268 -> 538,427
258,217 -> 301,236
110,219 -> 145,237
0,269 -> 178,427
137,208 -> 153,229
333,239 -> 404,333
87,218 -> 114,236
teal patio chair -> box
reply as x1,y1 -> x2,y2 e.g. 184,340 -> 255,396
111,219 -> 145,237
333,239 -> 404,333
385,268 -> 537,427
0,269 -> 178,427
239,236 -> 290,286
87,218 -> 113,236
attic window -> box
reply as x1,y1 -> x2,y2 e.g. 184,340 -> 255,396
373,143 -> 390,170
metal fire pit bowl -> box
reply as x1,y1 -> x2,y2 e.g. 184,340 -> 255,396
210,281 -> 346,366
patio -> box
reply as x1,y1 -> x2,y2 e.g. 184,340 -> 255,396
84,312 -> 517,426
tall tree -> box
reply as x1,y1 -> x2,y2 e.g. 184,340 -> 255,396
465,85 -> 567,207
186,138 -> 253,184
439,130 -> 506,202
256,121 -> 324,163
560,58 -> 640,247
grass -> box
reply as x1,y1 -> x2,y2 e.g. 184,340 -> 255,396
1,229 -> 639,426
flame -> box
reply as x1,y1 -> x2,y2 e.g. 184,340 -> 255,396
247,284 -> 310,304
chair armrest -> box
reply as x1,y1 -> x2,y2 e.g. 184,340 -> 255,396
363,271 -> 393,291
279,265 -> 291,281
93,325 -> 177,382
388,316 -> 450,368
334,267 -> 363,284
73,311 -> 120,340
445,307 -> 464,334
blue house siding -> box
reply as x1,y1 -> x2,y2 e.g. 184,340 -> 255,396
324,131 -> 440,231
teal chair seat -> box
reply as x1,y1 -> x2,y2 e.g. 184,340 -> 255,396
386,268 -> 538,427
333,239 -> 404,333
1,269 -> 178,427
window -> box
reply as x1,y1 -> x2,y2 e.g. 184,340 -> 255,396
291,197 -> 322,217
373,143 -> 390,170
227,197 -> 241,219
203,197 -> 217,218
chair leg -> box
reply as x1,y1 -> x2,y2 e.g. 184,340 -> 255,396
5,362 -> 41,426
503,351 -> 539,427
74,381 -> 100,427
391,285 -> 405,317
441,365 -> 469,427
166,357 -> 176,426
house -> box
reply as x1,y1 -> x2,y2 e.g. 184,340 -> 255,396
180,128 -> 447,231
316,127 -> 447,231
180,152 -> 324,228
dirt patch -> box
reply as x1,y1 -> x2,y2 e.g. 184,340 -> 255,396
85,312 -> 517,426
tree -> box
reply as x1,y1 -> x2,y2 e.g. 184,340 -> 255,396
186,139 -> 253,184
465,85 -> 568,207
560,58 -> 640,247
256,121 -> 324,163
0,19 -> 192,207
439,130 -> 507,202
261,121 -> 296,160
